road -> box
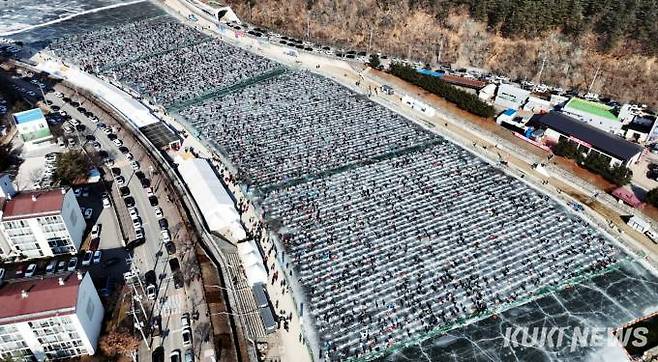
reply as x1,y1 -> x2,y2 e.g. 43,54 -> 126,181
41,86 -> 211,361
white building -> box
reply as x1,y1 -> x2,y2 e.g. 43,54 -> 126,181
561,97 -> 622,134
401,95 -> 436,117
494,83 -> 530,110
0,272 -> 104,361
0,180 -> 85,261
12,108 -> 53,146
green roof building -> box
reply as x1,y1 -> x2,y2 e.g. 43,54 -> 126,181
562,98 -> 621,134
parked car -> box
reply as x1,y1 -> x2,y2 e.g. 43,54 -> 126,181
93,250 -> 102,264
165,241 -> 176,256
150,315 -> 162,337
82,250 -> 94,266
184,349 -> 194,362
181,328 -> 192,347
102,197 -> 111,208
112,139 -> 123,147
124,238 -> 146,250
25,263 -> 37,277
181,313 -> 190,329
46,260 -> 57,274
161,230 -> 171,243
67,257 -> 78,271
170,350 -> 181,362
149,196 -> 158,207
152,346 -> 165,362
154,207 -> 163,219
57,260 -> 66,272
83,208 -> 93,220
169,258 -> 181,273
0,268 -> 4,282
124,196 -> 135,208
119,186 -> 130,197
91,224 -> 101,239
145,270 -> 157,300
159,218 -> 168,230
131,161 -> 139,171
145,187 -> 155,198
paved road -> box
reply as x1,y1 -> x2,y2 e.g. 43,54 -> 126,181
43,88 -> 197,361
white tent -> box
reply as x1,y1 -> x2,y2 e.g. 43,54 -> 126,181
178,158 -> 247,241
237,240 -> 268,286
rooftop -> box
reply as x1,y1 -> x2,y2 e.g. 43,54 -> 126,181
565,97 -> 618,121
530,111 -> 643,161
0,272 -> 82,325
2,188 -> 66,220
12,108 -> 45,124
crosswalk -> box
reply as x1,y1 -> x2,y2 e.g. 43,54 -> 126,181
159,293 -> 185,316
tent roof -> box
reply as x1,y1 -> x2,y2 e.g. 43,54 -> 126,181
178,158 -> 246,240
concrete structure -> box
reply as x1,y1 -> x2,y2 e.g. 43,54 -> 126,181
561,97 -> 622,134
494,83 -> 530,110
12,109 -> 53,145
0,187 -> 85,260
0,272 -> 104,361
530,112 -> 643,167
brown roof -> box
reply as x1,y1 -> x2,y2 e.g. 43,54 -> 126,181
2,189 -> 66,220
441,75 -> 487,90
0,273 -> 82,325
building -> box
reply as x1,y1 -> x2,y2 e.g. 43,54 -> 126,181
530,111 -> 643,167
0,181 -> 85,261
494,83 -> 530,110
0,272 -> 103,361
478,83 -> 497,101
561,97 -> 621,134
12,108 -> 53,146
523,94 -> 552,114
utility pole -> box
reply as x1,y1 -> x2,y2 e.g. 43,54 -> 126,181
587,64 -> 602,96
536,56 -> 546,85
367,27 -> 374,54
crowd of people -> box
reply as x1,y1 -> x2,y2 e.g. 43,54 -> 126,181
47,16 -> 207,72
111,40 -> 278,108
180,70 -> 433,189
261,143 -> 619,360
46,13 -> 624,361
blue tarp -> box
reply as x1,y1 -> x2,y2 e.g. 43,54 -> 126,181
416,68 -> 445,78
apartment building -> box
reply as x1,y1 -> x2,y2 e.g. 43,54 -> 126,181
0,272 -> 104,361
0,175 -> 85,260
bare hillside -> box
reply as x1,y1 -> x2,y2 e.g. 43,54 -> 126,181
222,0 -> 658,108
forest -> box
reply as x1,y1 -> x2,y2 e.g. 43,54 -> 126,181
403,0 -> 658,54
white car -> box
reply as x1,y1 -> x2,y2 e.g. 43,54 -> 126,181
73,188 -> 81,197
70,119 -> 81,126
45,260 -> 57,274
103,128 -> 112,135
135,228 -> 144,240
129,208 -> 139,220
83,208 -> 93,220
113,139 -> 123,147
130,161 -> 139,171
93,250 -> 102,264
102,197 -> 111,208
55,92 -> 63,98
115,176 -> 125,186
146,284 -> 157,300
145,188 -> 154,198
182,328 -> 192,347
161,230 -> 171,243
126,152 -> 134,161
82,250 -> 93,266
154,207 -> 163,219
133,220 -> 142,230
92,142 -> 101,151
181,313 -> 190,329
25,263 -> 37,278
104,158 -> 114,166
90,224 -> 100,239
67,257 -> 78,271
